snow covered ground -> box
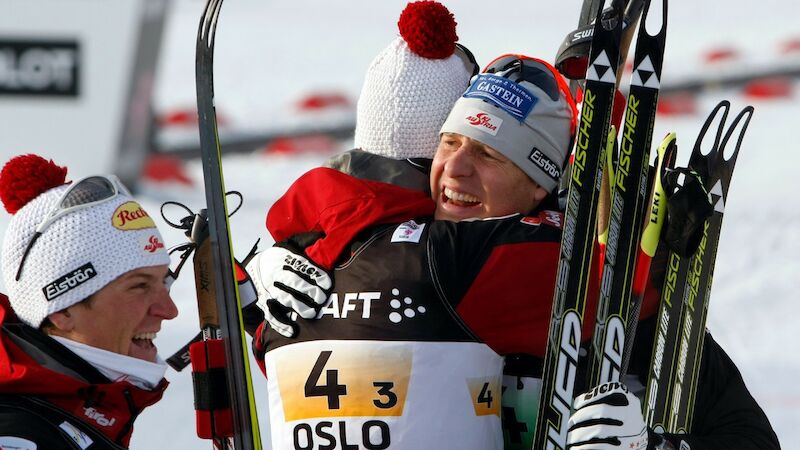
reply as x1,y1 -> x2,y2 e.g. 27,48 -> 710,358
6,0 -> 800,448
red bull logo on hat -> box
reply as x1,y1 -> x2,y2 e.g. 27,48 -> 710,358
113,201 -> 156,230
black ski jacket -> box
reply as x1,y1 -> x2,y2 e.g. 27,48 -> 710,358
625,317 -> 781,450
259,152 -> 780,450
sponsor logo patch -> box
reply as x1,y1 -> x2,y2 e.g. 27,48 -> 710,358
58,421 -> 94,449
520,216 -> 541,226
463,74 -> 537,121
83,407 -> 117,427
43,263 -> 97,301
541,210 -> 563,228
528,148 -> 561,181
464,109 -> 502,136
0,38 -> 80,97
143,234 -> 165,253
316,288 -> 428,324
112,201 -> 156,230
519,211 -> 562,229
387,287 -> 426,324
0,435 -> 39,450
391,220 -> 425,243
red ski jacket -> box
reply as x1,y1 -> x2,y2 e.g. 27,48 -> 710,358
0,294 -> 167,449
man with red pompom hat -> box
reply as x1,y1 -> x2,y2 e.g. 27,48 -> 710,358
0,154 -> 177,449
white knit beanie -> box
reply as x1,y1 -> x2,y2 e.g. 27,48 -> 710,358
353,1 -> 476,160
0,155 -> 170,328
441,55 -> 577,193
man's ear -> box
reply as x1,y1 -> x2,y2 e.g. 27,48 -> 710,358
532,185 -> 549,204
46,309 -> 74,333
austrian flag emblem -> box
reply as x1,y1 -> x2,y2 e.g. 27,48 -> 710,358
464,108 -> 502,136
143,235 -> 165,253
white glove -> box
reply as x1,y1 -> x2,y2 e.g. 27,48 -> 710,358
568,382 -> 652,450
246,244 -> 332,338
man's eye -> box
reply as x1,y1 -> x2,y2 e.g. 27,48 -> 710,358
478,149 -> 496,160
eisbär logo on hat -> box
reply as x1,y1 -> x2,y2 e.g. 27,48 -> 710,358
43,263 -> 97,301
529,147 -> 561,182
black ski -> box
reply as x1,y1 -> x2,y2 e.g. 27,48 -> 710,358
586,0 -> 668,387
532,2 -> 624,448
195,0 -> 262,448
642,103 -> 726,433
669,104 -> 754,432
643,101 -> 754,433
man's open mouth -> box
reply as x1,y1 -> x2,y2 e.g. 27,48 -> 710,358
132,332 -> 157,349
443,187 -> 480,207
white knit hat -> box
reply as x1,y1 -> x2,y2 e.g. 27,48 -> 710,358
441,55 -> 578,193
353,1 -> 476,159
0,155 -> 170,328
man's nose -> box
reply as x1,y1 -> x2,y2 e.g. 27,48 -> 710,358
444,143 -> 475,177
152,287 -> 179,320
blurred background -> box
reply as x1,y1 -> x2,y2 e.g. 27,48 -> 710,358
2,0 -> 798,448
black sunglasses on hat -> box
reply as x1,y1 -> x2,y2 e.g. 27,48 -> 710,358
482,54 -> 578,134
15,175 -> 130,281
484,55 -> 565,102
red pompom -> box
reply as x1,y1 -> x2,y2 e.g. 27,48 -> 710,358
398,1 -> 458,59
0,154 -> 68,214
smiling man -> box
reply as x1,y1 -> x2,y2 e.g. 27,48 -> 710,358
250,54 -> 779,450
430,133 -> 548,221
246,54 -> 590,450
0,154 -> 176,449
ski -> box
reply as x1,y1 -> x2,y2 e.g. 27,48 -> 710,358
195,0 -> 262,448
532,1 -> 624,448
668,104 -> 754,432
643,101 -> 754,433
642,103 -> 726,433
586,0 -> 668,387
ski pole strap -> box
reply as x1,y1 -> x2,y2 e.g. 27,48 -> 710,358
190,339 -> 233,439
663,168 -> 713,257
167,330 -> 204,371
